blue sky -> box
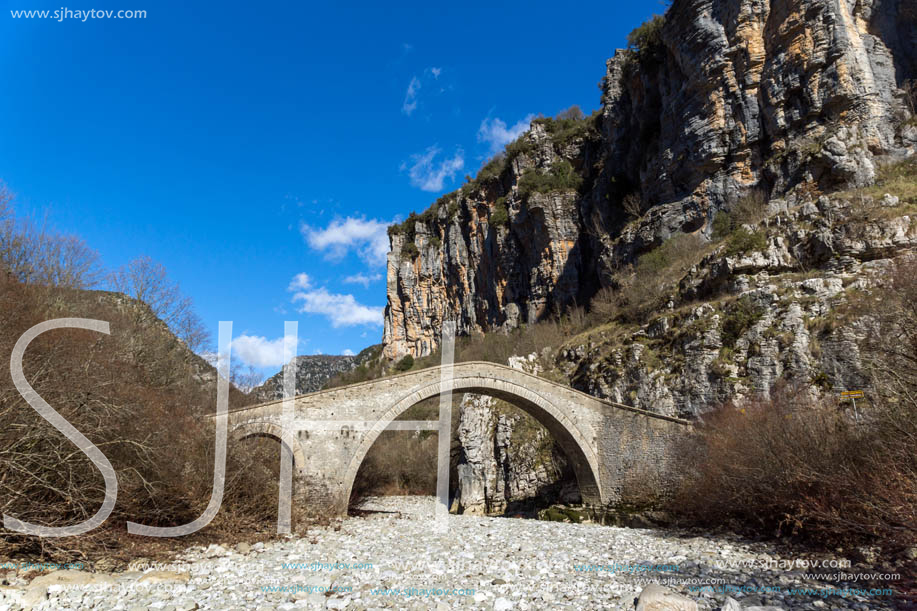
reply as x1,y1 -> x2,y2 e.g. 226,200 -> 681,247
1,0 -> 665,378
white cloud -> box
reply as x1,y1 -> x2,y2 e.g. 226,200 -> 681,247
402,68 -> 447,116
403,146 -> 464,192
288,272 -> 311,291
477,114 -> 535,156
231,335 -> 290,368
343,272 -> 383,288
342,348 -> 355,356
402,76 -> 421,116
301,217 -> 391,267
291,287 -> 384,327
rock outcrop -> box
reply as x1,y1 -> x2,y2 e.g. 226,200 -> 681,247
453,356 -> 579,514
382,0 -> 916,362
253,355 -> 358,401
377,0 -> 917,511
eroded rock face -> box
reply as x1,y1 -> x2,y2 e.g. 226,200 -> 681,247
454,355 -> 578,515
561,194 -> 916,419
252,355 -> 358,401
382,0 -> 915,361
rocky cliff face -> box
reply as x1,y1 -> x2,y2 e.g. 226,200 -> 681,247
379,0 -> 916,514
382,0 -> 916,362
562,189 -> 917,418
252,355 -> 358,401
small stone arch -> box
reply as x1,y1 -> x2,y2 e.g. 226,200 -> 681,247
231,421 -> 307,475
341,375 -> 604,508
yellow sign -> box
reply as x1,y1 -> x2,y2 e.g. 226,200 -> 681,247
840,390 -> 864,398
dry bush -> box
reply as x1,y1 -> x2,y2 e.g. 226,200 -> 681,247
611,232 -> 706,323
453,309 -> 593,367
671,385 -> 856,536
621,192 -> 644,219
0,277 -> 278,561
671,256 -> 917,556
0,218 -> 101,290
351,432 -> 439,497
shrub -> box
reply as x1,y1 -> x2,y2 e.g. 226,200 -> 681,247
531,106 -> 600,149
505,133 -> 537,162
626,15 -> 666,66
401,241 -> 419,259
490,199 -> 509,226
0,277 -> 278,561
712,189 -> 767,239
613,232 -> 707,323
720,295 -> 764,348
724,228 -> 768,256
517,161 -> 583,199
711,211 -> 733,240
394,354 -> 414,371
351,431 -> 438,497
670,381 -> 917,553
477,154 -> 507,183
557,105 -> 584,121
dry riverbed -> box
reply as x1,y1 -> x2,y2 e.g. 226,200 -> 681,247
0,497 -> 904,610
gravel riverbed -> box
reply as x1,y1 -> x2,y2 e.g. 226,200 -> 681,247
0,497 -> 903,610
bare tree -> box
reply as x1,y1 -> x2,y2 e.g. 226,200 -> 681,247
556,105 -> 585,121
230,362 -> 264,394
0,185 -> 100,289
109,256 -> 210,353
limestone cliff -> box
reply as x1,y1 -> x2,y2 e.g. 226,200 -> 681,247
382,0 -> 916,362
381,0 -> 917,513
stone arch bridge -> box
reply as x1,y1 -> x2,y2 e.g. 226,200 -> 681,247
224,361 -> 690,518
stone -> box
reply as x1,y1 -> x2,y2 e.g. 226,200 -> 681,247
493,597 -> 513,611
22,571 -> 116,610
721,598 -> 743,611
882,193 -> 900,207
138,571 -> 191,584
235,542 -> 252,554
634,585 -> 698,611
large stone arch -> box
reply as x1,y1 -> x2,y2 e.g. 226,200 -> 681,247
231,421 -> 307,475
341,375 -> 604,509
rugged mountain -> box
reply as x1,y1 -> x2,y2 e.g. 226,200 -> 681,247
382,0 -> 916,362
252,346 -> 380,401
380,0 -> 917,512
